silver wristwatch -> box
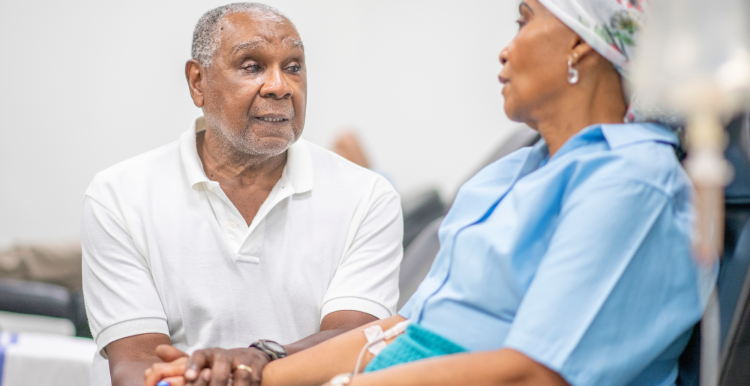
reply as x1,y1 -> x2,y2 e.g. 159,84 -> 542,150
329,373 -> 354,386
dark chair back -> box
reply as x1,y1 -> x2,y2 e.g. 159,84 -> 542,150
398,217 -> 444,308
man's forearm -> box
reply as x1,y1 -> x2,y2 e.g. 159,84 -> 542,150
283,329 -> 350,355
106,333 -> 173,386
111,358 -> 162,386
283,310 -> 381,355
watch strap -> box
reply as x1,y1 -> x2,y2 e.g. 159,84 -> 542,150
249,339 -> 288,361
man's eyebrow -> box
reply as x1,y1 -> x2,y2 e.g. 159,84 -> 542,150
283,37 -> 304,51
231,36 -> 304,54
519,2 -> 535,15
232,37 -> 267,54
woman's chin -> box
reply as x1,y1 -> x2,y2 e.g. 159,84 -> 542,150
503,101 -> 522,123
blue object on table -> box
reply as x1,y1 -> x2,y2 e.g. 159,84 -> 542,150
0,332 -> 20,386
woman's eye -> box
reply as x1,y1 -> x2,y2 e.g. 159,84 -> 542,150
516,19 -> 527,29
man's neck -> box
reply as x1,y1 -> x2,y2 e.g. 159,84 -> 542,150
197,130 -> 287,188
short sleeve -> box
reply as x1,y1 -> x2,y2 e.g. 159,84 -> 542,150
320,179 -> 403,320
503,179 -> 704,386
81,195 -> 169,357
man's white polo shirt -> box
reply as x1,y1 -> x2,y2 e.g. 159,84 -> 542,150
81,118 -> 403,384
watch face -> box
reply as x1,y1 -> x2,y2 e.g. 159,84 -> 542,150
263,340 -> 285,353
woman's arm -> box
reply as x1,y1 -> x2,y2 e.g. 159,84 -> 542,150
328,348 -> 568,386
261,315 -> 406,386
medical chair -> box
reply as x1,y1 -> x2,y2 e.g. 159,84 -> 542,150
402,189 -> 445,249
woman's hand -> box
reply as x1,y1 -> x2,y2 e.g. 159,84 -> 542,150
143,345 -> 189,386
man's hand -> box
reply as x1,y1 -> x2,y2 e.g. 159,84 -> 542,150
144,310 -> 377,386
144,346 -> 268,386
185,347 -> 269,386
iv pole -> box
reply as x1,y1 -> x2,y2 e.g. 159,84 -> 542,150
633,0 -> 750,385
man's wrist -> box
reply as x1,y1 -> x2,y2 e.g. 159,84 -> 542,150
249,339 -> 288,361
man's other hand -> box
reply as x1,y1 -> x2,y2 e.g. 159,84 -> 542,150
181,347 -> 268,386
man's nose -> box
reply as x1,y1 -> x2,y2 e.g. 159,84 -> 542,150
260,67 -> 293,100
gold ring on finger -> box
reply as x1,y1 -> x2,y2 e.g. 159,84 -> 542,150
237,364 -> 253,374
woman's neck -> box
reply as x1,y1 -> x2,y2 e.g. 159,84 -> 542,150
531,73 -> 627,157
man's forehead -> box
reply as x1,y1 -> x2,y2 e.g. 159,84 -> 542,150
231,36 -> 304,54
220,12 -> 303,52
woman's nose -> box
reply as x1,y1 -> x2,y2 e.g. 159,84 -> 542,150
499,49 -> 509,66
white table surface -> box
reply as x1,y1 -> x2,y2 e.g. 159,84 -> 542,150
1,330 -> 97,386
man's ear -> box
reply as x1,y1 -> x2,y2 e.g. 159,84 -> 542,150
185,59 -> 205,108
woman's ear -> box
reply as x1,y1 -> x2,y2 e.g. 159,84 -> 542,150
185,59 -> 206,108
571,37 -> 594,62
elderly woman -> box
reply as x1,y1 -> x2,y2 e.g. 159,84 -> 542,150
146,0 -> 710,385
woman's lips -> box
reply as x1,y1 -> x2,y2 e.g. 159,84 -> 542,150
498,75 -> 510,84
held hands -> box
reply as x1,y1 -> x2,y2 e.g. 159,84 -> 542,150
144,345 -> 270,386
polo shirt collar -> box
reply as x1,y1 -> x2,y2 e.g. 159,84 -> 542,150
179,116 -> 314,194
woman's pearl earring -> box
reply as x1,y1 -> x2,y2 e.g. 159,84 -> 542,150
567,53 -> 579,84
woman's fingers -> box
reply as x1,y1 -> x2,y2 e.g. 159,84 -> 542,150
157,345 -> 189,362
144,357 -> 188,386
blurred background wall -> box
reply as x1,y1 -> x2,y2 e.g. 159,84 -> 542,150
0,0 -> 521,246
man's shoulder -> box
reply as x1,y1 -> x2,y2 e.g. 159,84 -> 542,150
86,140 -> 182,200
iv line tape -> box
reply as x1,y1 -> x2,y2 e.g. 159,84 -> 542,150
353,320 -> 411,376
363,326 -> 387,355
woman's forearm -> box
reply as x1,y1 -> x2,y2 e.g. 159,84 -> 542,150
345,348 -> 569,386
262,315 -> 406,386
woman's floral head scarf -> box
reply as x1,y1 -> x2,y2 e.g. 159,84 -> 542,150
537,0 -> 666,124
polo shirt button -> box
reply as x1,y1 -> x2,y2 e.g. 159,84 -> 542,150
207,186 -> 215,193
228,221 -> 237,228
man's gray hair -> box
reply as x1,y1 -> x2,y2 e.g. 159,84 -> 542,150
191,3 -> 292,68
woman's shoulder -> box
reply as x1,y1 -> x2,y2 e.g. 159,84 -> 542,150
562,123 -> 691,198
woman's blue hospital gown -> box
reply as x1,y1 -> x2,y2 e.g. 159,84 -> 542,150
399,123 -> 715,386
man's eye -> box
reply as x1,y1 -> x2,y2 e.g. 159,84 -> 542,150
243,64 -> 260,72
287,64 -> 301,72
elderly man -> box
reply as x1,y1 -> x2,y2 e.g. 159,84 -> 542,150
81,3 -> 402,386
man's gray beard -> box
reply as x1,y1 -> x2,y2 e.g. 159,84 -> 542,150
208,115 -> 297,163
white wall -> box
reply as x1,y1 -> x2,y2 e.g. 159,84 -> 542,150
0,0 -> 522,245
